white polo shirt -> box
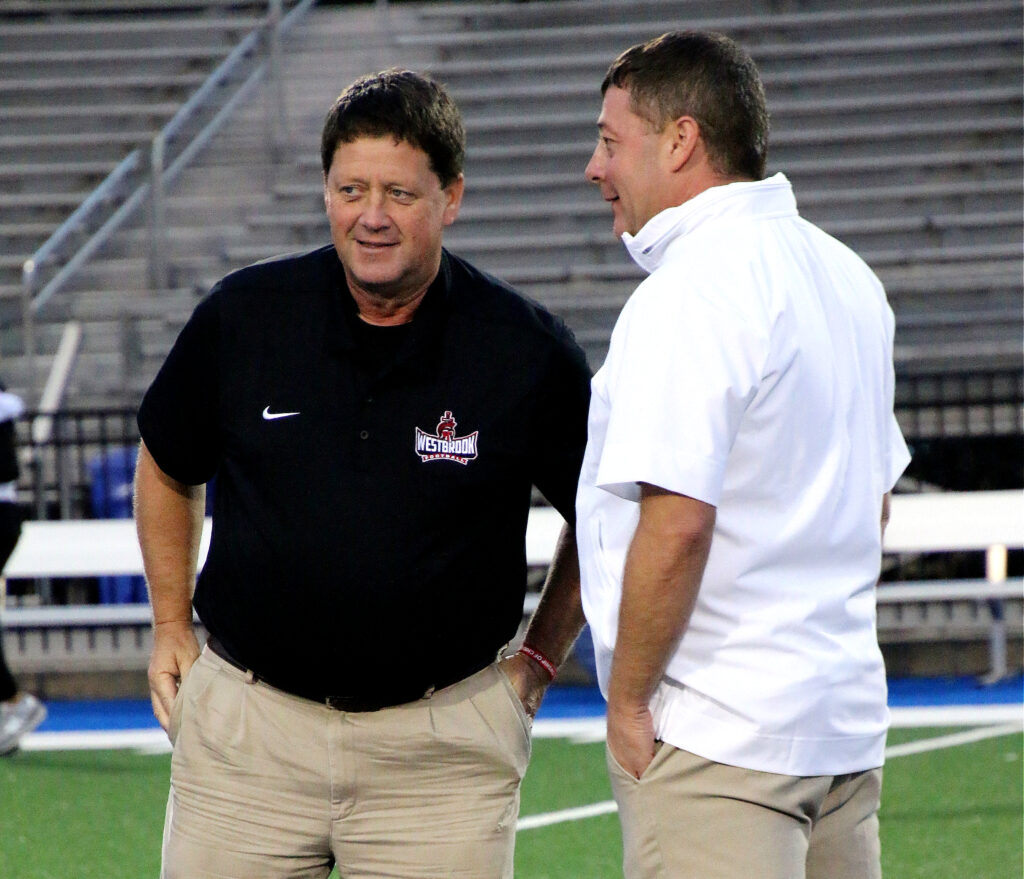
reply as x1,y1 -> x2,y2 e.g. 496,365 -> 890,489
577,174 -> 911,776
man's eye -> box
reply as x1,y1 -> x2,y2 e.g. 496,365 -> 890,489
391,189 -> 414,200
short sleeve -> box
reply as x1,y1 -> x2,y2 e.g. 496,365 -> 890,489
595,284 -> 767,506
137,290 -> 222,485
885,411 -> 911,491
529,325 -> 592,525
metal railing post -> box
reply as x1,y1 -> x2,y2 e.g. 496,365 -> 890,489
17,0 -> 316,397
981,543 -> 1009,684
20,260 -> 38,402
30,432 -> 45,521
149,133 -> 168,291
266,0 -> 285,162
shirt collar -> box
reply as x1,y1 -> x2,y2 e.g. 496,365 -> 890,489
622,172 -> 798,274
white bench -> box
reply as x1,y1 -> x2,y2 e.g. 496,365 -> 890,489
2,492 -> 1021,677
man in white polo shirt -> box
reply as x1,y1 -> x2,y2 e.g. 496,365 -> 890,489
576,31 -> 911,879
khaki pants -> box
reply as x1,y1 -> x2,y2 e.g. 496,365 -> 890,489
608,743 -> 883,879
162,646 -> 531,879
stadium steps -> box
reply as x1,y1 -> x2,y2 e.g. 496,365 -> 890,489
396,0 -> 1021,385
4,0 -> 1020,413
10,2 -> 395,404
394,1 -> 1021,58
0,12 -> 264,54
0,1 -> 307,403
424,28 -> 1022,85
0,2 -> 277,295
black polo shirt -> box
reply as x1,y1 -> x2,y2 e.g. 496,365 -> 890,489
138,245 -> 591,702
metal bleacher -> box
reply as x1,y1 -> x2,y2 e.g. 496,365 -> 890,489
232,0 -> 1022,403
0,0 -> 1018,412
0,0 -> 303,402
0,0 -> 1020,691
408,1 -> 1022,380
3,491 -> 1022,693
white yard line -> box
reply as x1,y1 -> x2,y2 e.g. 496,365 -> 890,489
20,729 -> 171,753
518,800 -> 620,831
883,722 -> 1022,758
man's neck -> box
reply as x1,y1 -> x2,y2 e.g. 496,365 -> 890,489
674,164 -> 754,208
346,280 -> 431,326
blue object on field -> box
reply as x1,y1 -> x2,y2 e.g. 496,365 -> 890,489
573,624 -> 598,683
89,446 -> 147,604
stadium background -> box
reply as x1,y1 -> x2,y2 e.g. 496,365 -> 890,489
0,0 -> 1020,876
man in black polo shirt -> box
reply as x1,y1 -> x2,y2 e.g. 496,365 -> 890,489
134,70 -> 591,878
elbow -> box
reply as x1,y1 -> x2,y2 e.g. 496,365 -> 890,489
637,484 -> 716,554
661,515 -> 716,557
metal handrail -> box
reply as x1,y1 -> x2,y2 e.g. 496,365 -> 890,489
20,151 -> 142,391
31,321 -> 82,447
27,320 -> 83,523
147,24 -> 264,289
21,150 -> 142,311
148,0 -> 318,282
19,0 -> 317,403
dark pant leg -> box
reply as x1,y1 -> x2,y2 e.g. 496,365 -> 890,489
0,502 -> 23,701
0,632 -> 17,701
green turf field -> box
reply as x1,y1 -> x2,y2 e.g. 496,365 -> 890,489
1,726 -> 1020,878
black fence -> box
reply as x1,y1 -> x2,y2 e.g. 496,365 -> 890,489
11,368 -> 1023,522
896,368 -> 1024,442
16,408 -> 140,522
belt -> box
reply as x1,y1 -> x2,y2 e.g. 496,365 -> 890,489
205,635 -> 489,713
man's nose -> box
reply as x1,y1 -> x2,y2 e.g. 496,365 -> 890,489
360,193 -> 391,228
585,146 -> 604,183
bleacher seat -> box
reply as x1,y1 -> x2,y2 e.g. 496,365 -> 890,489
0,0 -> 1019,433
0,0 -> 278,396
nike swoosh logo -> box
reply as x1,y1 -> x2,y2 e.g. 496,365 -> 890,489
262,406 -> 300,421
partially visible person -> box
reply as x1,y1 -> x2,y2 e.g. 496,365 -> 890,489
576,31 -> 910,879
0,383 -> 46,756
136,69 -> 590,878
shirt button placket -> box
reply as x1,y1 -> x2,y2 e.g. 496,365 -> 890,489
354,387 -> 375,471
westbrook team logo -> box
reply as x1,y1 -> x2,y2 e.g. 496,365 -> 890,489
415,411 -> 479,465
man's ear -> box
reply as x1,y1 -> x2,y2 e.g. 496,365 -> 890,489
442,174 -> 465,226
665,116 -> 701,173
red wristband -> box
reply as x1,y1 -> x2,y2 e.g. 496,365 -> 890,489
518,644 -> 557,681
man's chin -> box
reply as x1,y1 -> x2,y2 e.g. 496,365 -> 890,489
346,258 -> 402,292
352,275 -> 403,298
610,208 -> 629,239
346,265 -> 431,304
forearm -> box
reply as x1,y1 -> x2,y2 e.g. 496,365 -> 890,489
499,522 -> 585,715
134,441 -> 206,732
521,522 -> 586,669
133,441 -> 205,625
608,486 -> 715,710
